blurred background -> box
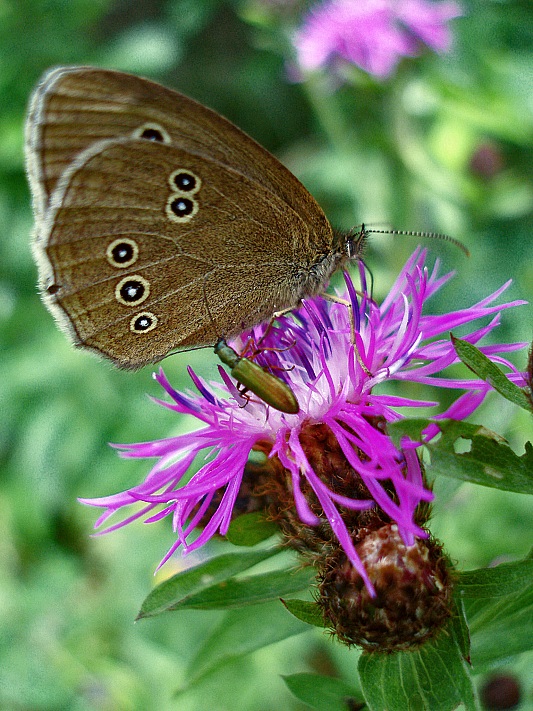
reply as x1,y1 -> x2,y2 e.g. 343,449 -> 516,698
1,1 -> 532,709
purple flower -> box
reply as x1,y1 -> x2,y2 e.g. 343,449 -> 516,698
294,0 -> 462,78
80,249 -> 526,595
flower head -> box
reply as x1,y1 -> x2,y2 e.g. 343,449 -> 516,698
294,0 -> 462,78
81,249 -> 526,596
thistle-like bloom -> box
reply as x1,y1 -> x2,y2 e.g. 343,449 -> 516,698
294,0 -> 462,78
81,249 -> 526,595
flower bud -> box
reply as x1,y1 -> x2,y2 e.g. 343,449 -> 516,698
317,524 -> 453,652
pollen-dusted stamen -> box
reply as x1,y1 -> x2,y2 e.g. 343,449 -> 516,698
256,421 -> 380,552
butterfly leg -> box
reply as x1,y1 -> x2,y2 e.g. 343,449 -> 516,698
322,293 -> 372,376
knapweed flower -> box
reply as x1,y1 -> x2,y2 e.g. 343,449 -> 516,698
294,0 -> 462,78
81,249 -> 527,605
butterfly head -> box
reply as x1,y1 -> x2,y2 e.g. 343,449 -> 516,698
334,224 -> 369,262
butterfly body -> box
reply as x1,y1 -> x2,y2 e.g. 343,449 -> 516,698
26,67 -> 362,370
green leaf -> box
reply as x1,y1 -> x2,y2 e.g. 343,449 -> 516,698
465,573 -> 533,665
163,566 -> 315,610
182,602 -> 311,688
457,556 -> 533,598
137,548 -> 279,619
389,419 -> 533,494
453,552 -> 533,666
358,622 -> 479,711
225,511 -> 279,546
281,598 -> 326,628
452,336 -> 532,412
283,673 -> 361,711
387,418 -> 432,446
449,598 -> 471,662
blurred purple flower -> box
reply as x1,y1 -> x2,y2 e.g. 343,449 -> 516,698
81,249 -> 526,594
294,0 -> 462,78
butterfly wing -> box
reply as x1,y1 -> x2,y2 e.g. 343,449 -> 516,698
35,137 -> 322,368
26,66 -> 331,246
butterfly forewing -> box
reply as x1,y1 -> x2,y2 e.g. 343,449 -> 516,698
26,66 -> 346,372
26,66 -> 333,245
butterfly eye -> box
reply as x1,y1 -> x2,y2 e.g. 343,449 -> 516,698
174,172 -> 196,191
133,122 -> 171,144
46,283 -> 61,296
166,168 -> 201,223
166,195 -> 199,223
168,169 -> 201,194
130,311 -> 158,333
141,128 -> 163,141
171,197 -> 193,216
115,275 -> 150,306
106,238 -> 139,268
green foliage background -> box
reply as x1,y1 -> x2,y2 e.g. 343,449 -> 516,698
1,1 -> 532,709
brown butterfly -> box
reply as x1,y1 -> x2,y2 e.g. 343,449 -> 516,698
25,67 -> 367,412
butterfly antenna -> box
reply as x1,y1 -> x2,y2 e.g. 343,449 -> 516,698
363,226 -> 470,257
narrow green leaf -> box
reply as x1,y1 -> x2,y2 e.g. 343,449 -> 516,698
358,624 -> 479,711
458,557 -> 533,598
283,673 -> 361,711
431,421 -> 533,493
167,566 -> 315,610
464,567 -> 533,665
281,598 -> 326,628
389,419 -> 533,494
449,598 -> 471,662
182,602 -> 310,687
138,548 -> 279,619
225,511 -> 279,546
452,336 -> 532,412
